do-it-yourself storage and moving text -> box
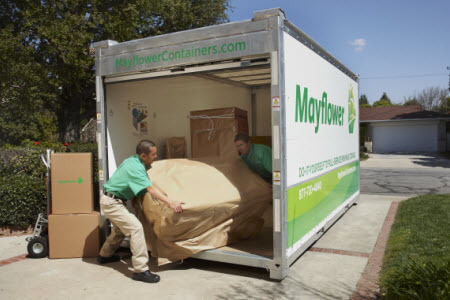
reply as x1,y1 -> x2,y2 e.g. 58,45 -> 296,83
94,8 -> 360,280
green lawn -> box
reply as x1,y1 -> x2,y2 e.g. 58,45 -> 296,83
379,194 -> 450,299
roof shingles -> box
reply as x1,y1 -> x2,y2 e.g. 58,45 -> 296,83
360,105 -> 450,121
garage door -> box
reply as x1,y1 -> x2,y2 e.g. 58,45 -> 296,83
372,123 -> 437,153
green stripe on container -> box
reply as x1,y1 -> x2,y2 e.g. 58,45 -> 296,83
287,162 -> 359,248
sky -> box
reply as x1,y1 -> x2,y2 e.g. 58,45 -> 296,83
228,0 -> 450,104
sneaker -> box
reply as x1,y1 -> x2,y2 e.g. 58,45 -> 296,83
132,270 -> 160,283
97,254 -> 121,264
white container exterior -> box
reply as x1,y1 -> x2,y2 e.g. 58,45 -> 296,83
94,8 -> 359,280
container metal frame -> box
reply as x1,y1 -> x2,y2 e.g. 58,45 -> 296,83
94,8 -> 359,280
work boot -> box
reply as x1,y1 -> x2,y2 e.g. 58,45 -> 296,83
97,254 -> 121,264
132,270 -> 160,283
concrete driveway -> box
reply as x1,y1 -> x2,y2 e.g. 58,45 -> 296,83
0,193 -> 404,300
3,154 -> 440,299
360,153 -> 450,195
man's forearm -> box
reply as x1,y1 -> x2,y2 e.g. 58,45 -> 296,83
146,185 -> 170,204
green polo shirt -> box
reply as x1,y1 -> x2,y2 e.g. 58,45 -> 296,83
241,143 -> 272,179
103,155 -> 152,200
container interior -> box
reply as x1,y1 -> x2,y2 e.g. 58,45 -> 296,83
105,59 -> 274,258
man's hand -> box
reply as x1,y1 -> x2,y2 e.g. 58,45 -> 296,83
147,185 -> 185,213
169,200 -> 185,213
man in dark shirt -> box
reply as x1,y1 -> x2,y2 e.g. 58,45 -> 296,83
234,133 -> 272,182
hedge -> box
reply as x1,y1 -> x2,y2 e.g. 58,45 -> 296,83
0,142 -> 99,227
0,147 -> 47,178
0,176 -> 47,227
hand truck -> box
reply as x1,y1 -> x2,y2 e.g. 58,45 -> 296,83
26,149 -> 52,258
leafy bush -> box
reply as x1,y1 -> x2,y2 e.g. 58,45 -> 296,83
360,125 -> 367,146
380,258 -> 449,299
19,139 -> 65,151
0,142 -> 98,179
0,176 -> 47,228
0,142 -> 99,226
66,142 -> 97,153
0,147 -> 47,178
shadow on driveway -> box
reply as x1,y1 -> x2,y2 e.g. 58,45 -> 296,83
410,153 -> 450,169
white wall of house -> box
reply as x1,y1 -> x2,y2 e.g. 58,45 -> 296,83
366,120 -> 441,153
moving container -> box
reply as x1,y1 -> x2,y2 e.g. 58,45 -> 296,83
94,8 -> 360,280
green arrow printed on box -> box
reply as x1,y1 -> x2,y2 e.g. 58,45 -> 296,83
58,177 -> 84,184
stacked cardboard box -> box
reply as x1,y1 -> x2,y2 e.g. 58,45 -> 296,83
250,136 -> 272,148
48,153 -> 99,259
190,107 -> 248,159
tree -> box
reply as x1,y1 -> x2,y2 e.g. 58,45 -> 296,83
0,23 -> 58,145
371,92 -> 393,107
359,94 -> 369,106
440,97 -> 450,112
0,0 -> 231,144
405,87 -> 449,112
403,97 -> 420,107
372,99 -> 393,107
380,92 -> 391,102
416,87 -> 448,112
359,104 -> 372,108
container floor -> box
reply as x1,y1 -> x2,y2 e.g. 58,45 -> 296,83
217,203 -> 273,258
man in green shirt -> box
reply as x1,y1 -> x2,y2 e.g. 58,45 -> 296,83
98,140 -> 184,283
234,133 -> 272,182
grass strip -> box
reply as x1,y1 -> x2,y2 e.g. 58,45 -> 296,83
379,194 -> 450,299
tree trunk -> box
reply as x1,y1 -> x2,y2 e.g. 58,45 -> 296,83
57,93 -> 81,142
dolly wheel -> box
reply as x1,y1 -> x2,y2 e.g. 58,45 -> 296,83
27,236 -> 49,258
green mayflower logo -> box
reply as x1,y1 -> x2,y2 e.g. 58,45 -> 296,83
348,87 -> 356,134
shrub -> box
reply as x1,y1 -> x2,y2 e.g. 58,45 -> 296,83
0,176 -> 47,228
0,142 -> 98,180
360,125 -> 367,146
0,142 -> 99,226
0,147 -> 47,178
19,139 -> 65,151
380,258 -> 450,299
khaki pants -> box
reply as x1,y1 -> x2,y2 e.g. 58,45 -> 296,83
99,194 -> 149,273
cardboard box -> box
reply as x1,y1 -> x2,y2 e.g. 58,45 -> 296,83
51,153 -> 93,214
190,107 -> 248,159
48,212 -> 100,259
250,136 -> 272,148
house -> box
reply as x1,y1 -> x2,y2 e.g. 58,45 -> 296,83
360,105 -> 450,153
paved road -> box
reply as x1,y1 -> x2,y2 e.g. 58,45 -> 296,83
360,153 -> 450,195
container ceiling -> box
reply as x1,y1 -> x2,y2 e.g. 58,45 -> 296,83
202,65 -> 271,87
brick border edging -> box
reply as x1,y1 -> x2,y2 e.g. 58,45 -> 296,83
309,247 -> 370,258
0,254 -> 28,267
351,201 -> 399,300
0,228 -> 33,237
